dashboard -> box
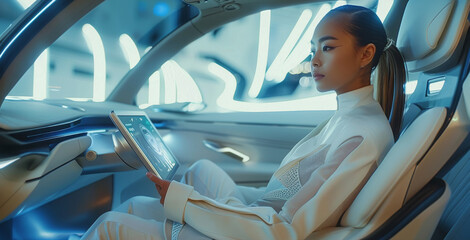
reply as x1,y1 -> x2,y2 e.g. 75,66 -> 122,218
0,100 -> 154,222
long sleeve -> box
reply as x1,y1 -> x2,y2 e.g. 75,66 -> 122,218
164,179 -> 299,239
163,134 -> 380,239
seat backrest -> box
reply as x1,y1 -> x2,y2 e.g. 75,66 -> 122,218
399,0 -> 470,134
341,107 -> 446,227
399,0 -> 470,203
340,0 -> 470,232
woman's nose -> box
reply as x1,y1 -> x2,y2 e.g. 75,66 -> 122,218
311,54 -> 320,67
311,58 -> 319,68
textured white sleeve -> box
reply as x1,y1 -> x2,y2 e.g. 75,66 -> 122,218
280,136 -> 364,222
289,136 -> 380,238
163,180 -> 299,238
164,181 -> 194,224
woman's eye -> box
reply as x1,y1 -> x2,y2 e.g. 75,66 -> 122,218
322,46 -> 332,52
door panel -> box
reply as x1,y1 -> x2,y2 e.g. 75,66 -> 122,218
159,110 -> 333,185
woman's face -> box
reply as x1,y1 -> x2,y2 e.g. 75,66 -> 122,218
310,14 -> 373,94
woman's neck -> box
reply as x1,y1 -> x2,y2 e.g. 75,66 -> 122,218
335,70 -> 372,95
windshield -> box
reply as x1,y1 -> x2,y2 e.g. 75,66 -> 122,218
3,0 -> 197,102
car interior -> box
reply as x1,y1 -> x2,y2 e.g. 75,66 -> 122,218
0,0 -> 470,239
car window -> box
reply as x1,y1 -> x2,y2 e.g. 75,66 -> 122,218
4,0 -> 197,102
2,0 -> 393,113
136,0 -> 393,113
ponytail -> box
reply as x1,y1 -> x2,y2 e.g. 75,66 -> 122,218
375,43 -> 406,140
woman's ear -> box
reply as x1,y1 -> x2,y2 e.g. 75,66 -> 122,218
360,43 -> 376,68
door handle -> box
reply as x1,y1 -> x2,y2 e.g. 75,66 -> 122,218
203,140 -> 250,162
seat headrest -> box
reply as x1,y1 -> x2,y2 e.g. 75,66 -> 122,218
397,0 -> 470,72
340,107 -> 447,228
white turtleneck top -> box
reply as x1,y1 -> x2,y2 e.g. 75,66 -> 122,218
163,85 -> 394,239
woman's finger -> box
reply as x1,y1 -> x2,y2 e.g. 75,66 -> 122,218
146,172 -> 170,206
146,172 -> 161,183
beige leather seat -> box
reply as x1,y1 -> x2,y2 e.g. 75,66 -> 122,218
309,0 -> 470,239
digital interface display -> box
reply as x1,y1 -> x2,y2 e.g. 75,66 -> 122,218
118,115 -> 177,179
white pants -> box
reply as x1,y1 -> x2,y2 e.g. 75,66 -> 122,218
80,160 -> 263,240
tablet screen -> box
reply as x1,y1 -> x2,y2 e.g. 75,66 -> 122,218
116,114 -> 178,180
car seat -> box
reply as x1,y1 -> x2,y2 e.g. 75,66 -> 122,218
308,0 -> 470,238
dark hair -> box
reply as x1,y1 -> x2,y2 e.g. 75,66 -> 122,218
326,5 -> 406,140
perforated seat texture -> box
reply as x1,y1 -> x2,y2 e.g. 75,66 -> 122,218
433,150 -> 470,239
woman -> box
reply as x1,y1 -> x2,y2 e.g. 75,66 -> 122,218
81,5 -> 405,239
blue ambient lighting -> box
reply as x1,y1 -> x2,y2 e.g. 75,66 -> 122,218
153,2 -> 170,17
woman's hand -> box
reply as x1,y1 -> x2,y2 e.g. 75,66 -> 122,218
146,172 -> 171,205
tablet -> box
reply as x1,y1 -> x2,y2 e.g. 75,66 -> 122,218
110,111 -> 179,180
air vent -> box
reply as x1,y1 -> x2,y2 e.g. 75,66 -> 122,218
426,77 -> 445,96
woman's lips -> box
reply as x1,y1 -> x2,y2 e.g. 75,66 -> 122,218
313,73 -> 325,81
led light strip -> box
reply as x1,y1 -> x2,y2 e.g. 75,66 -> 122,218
248,10 -> 271,98
82,23 -> 106,102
